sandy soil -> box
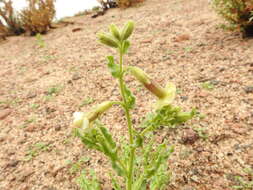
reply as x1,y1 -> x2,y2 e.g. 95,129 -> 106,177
0,0 -> 253,189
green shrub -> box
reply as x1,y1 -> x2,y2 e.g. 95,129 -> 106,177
20,0 -> 56,35
212,0 -> 253,37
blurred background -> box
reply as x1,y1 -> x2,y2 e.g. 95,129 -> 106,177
10,0 -> 100,20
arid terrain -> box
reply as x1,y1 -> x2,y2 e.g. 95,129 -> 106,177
0,0 -> 253,189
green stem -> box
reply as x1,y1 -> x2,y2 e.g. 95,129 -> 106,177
111,101 -> 124,107
118,48 -> 135,190
140,125 -> 152,137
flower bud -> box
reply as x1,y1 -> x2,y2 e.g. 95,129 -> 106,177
73,101 -> 114,130
121,21 -> 134,40
128,66 -> 150,84
127,66 -> 167,98
110,24 -> 121,41
86,101 -> 114,121
127,66 -> 176,109
98,33 -> 119,48
175,112 -> 194,123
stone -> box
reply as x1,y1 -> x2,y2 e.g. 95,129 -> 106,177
0,109 -> 12,120
181,96 -> 189,101
26,91 -> 37,99
0,135 -> 6,142
24,125 -> 36,132
55,126 -> 61,131
42,186 -> 57,190
196,91 -> 209,97
72,73 -> 82,80
174,34 -> 190,42
17,169 -> 34,182
244,86 -> 253,94
181,128 -> 199,144
5,160 -> 19,169
141,38 -> 153,43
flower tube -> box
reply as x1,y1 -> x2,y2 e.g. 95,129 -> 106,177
127,66 -> 176,109
73,101 -> 114,130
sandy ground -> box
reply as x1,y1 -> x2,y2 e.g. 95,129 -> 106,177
0,0 -> 253,189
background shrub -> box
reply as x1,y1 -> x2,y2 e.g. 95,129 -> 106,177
116,0 -> 144,8
0,20 -> 7,40
0,20 -> 7,33
0,0 -> 24,35
20,0 -> 55,35
116,0 -> 131,7
212,0 -> 253,36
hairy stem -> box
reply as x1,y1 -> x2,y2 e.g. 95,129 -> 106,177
118,49 -> 135,190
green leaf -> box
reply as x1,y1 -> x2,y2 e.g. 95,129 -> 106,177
140,105 -> 196,134
150,168 -> 171,190
149,145 -> 173,190
80,135 -> 102,152
77,170 -> 101,190
111,161 -> 125,177
201,81 -> 214,90
123,84 -> 135,109
97,135 -> 112,157
133,176 -> 147,190
110,174 -> 122,190
146,157 -> 162,178
134,133 -> 143,148
73,127 -> 103,152
134,140 -> 173,189
107,56 -> 121,78
99,126 -> 116,149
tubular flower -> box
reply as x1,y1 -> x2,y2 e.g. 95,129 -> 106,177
127,66 -> 176,109
155,82 -> 176,109
73,101 -> 114,130
73,112 -> 86,128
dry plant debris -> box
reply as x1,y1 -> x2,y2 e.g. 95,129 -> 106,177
0,0 -> 24,35
20,0 -> 56,35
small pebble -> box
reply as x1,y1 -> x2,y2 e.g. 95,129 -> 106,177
0,109 -> 12,120
244,86 -> 253,94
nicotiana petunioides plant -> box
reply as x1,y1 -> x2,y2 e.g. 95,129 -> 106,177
72,21 -> 196,190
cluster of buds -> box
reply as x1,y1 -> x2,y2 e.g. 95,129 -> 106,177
127,66 -> 176,109
73,101 -> 114,130
97,21 -> 134,50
